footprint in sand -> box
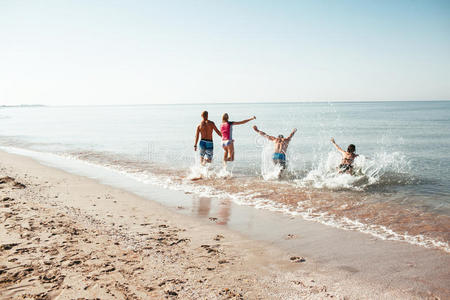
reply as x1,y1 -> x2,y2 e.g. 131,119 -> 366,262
290,256 -> 306,263
285,234 -> 297,240
214,235 -> 224,241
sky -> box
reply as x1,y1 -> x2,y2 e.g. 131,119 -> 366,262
1,0 -> 449,105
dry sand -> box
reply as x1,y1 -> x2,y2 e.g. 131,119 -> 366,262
0,150 -> 445,299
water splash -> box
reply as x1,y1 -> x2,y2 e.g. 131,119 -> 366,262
187,160 -> 234,180
296,151 -> 412,190
260,142 -> 283,180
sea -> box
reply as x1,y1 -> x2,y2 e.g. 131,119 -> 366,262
1,101 -> 449,252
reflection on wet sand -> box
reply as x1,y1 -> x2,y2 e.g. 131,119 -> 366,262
193,196 -> 232,225
190,176 -> 450,252
195,197 -> 211,217
217,199 -> 231,225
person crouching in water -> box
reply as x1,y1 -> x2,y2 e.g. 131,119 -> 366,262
220,113 -> 256,164
330,138 -> 358,174
253,125 -> 297,175
194,111 -> 222,165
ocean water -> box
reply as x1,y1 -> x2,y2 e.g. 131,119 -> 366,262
1,101 -> 449,252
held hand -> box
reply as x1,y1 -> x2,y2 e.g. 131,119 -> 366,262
293,128 -> 297,133
253,125 -> 258,131
194,145 -> 197,151
330,138 -> 335,144
252,116 -> 256,120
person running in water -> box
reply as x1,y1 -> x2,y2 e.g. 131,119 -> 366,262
330,138 -> 358,174
253,126 -> 297,173
194,111 -> 221,165
221,113 -> 256,163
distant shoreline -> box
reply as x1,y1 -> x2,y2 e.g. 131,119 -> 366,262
0,104 -> 46,108
1,100 -> 448,108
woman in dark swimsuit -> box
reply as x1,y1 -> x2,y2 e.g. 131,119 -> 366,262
331,138 -> 358,174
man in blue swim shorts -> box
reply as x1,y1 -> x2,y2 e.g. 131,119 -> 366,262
194,111 -> 222,165
253,125 -> 297,173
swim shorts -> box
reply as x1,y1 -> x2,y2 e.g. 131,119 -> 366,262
272,152 -> 286,169
199,139 -> 214,160
339,164 -> 352,172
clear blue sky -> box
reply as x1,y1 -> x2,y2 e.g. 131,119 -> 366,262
1,0 -> 449,105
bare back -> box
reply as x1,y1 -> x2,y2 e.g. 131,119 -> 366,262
274,138 -> 291,154
198,120 -> 218,140
341,152 -> 358,165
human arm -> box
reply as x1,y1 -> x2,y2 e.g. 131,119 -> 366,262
194,126 -> 200,151
285,128 -> 297,141
212,122 -> 222,137
233,116 -> 256,125
330,138 -> 345,154
253,125 -> 276,141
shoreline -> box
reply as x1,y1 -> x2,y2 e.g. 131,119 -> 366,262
2,145 -> 448,254
1,150 -> 449,299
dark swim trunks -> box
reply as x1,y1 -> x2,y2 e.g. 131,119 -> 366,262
272,152 -> 286,169
199,139 -> 213,160
339,163 -> 352,172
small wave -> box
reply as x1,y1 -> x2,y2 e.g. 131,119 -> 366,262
1,145 -> 448,254
295,151 -> 413,191
66,149 -> 450,253
187,160 -> 234,180
260,143 -> 284,180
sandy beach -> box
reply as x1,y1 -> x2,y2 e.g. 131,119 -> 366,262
2,0 -> 450,298
0,150 -> 448,299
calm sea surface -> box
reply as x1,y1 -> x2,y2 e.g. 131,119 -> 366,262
1,101 -> 449,251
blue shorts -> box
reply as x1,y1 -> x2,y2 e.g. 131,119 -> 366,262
199,139 -> 213,160
272,152 -> 286,161
272,152 -> 286,168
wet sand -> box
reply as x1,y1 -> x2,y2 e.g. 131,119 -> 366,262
0,150 -> 448,299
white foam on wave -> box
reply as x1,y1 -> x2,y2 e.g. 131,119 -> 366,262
1,146 -> 448,253
187,161 -> 233,180
295,151 -> 412,190
96,161 -> 450,253
260,143 -> 283,180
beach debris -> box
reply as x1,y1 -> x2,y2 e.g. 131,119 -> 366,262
219,288 -> 243,299
290,256 -> 306,263
67,260 -> 81,267
285,234 -> 297,240
200,244 -> 219,254
103,267 -> 116,273
13,182 -> 26,189
0,243 -> 19,251
0,176 -> 15,184
292,280 -> 306,287
214,234 -> 224,241
169,238 -> 189,246
165,290 -> 178,296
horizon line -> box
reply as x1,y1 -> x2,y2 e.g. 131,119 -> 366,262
1,99 -> 449,107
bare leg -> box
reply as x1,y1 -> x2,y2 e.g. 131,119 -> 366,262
346,166 -> 353,175
223,148 -> 229,164
229,143 -> 235,161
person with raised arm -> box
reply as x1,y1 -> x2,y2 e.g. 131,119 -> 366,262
253,126 -> 297,172
194,111 -> 222,165
220,114 -> 256,163
330,138 -> 358,174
